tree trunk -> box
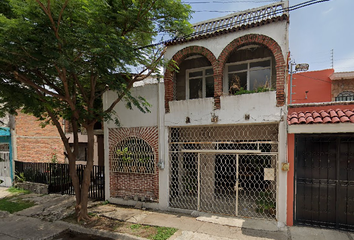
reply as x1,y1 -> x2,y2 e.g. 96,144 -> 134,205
77,123 -> 95,221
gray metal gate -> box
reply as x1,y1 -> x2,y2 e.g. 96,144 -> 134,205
0,143 -> 11,186
169,124 -> 278,220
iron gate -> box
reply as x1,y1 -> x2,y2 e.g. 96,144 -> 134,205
169,124 -> 278,220
295,134 -> 354,230
0,143 -> 11,186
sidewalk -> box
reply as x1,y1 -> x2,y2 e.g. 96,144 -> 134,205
0,187 -> 353,240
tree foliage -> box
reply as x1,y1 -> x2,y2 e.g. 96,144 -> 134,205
0,0 -> 192,220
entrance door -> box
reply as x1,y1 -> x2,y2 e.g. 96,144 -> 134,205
199,153 -> 277,219
199,153 -> 238,216
295,134 -> 354,230
0,143 -> 11,186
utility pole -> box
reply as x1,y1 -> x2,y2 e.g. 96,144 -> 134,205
289,61 -> 296,104
331,49 -> 334,69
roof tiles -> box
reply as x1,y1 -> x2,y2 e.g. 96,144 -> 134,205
288,109 -> 354,125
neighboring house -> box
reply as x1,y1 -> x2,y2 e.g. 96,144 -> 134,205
65,120 -> 104,166
0,115 -> 13,187
287,70 -> 354,230
13,112 -> 66,163
0,110 -> 104,186
104,1 -> 289,227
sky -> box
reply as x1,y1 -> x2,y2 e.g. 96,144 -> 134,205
184,0 -> 354,73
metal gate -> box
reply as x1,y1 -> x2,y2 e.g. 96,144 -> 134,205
169,124 -> 278,220
295,134 -> 354,230
0,143 -> 11,186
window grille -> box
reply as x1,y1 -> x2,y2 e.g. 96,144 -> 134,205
112,137 -> 155,174
335,91 -> 354,102
169,124 -> 278,220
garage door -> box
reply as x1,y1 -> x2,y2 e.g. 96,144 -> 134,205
295,134 -> 354,230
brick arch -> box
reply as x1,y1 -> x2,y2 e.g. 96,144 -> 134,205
218,34 -> 287,106
108,127 -> 159,201
164,46 -> 217,112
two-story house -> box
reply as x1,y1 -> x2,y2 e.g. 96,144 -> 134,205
104,1 -> 289,227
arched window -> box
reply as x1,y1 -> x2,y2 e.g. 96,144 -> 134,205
335,91 -> 354,102
112,137 -> 155,174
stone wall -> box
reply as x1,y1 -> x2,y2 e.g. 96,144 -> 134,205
15,181 -> 48,194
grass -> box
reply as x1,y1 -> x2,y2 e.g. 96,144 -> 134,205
7,187 -> 31,194
0,197 -> 35,213
0,187 -> 34,213
151,226 -> 177,240
130,224 -> 177,240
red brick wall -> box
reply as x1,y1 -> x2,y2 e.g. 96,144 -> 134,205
164,34 -> 287,111
15,112 -> 65,163
109,127 -> 159,202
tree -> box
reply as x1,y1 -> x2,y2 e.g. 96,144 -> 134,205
0,0 -> 192,221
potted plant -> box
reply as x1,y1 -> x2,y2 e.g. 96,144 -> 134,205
255,191 -> 276,216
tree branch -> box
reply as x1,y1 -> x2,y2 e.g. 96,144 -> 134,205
13,71 -> 67,100
72,74 -> 89,103
104,47 -> 165,114
57,0 -> 69,32
35,0 -> 61,48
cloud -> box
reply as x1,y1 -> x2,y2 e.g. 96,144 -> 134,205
335,51 -> 354,72
322,7 -> 333,15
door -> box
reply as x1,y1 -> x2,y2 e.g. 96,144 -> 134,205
295,134 -> 354,230
0,143 -> 11,187
199,153 -> 277,219
199,153 -> 238,216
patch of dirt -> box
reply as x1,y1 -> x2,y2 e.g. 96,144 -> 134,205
64,214 -> 159,239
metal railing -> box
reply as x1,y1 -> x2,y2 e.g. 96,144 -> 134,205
191,1 -> 288,37
15,161 -> 105,200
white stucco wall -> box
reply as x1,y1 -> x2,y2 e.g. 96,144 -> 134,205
165,91 -> 283,127
103,83 -> 159,128
164,21 -> 289,63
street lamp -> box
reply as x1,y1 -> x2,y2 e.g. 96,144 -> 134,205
289,62 -> 309,104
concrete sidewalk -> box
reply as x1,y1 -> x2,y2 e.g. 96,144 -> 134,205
91,204 -> 354,240
0,186 -> 353,240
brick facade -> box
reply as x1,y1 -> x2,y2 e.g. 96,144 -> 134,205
109,127 -> 159,202
332,78 -> 354,101
164,34 -> 286,111
15,112 -> 65,163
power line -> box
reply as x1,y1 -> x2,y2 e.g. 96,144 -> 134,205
295,73 -> 332,83
136,0 -> 330,50
183,0 -> 279,3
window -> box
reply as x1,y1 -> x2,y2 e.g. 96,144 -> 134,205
112,137 -> 155,174
70,143 -> 87,162
225,58 -> 271,94
186,67 -> 214,99
335,91 -> 354,102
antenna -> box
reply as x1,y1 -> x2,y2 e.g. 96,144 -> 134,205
331,49 -> 334,69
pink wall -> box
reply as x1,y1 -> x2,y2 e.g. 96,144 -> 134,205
288,69 -> 334,104
287,134 -> 295,226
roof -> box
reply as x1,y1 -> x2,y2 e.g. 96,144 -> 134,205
329,71 -> 354,81
166,1 -> 289,46
288,109 -> 354,125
